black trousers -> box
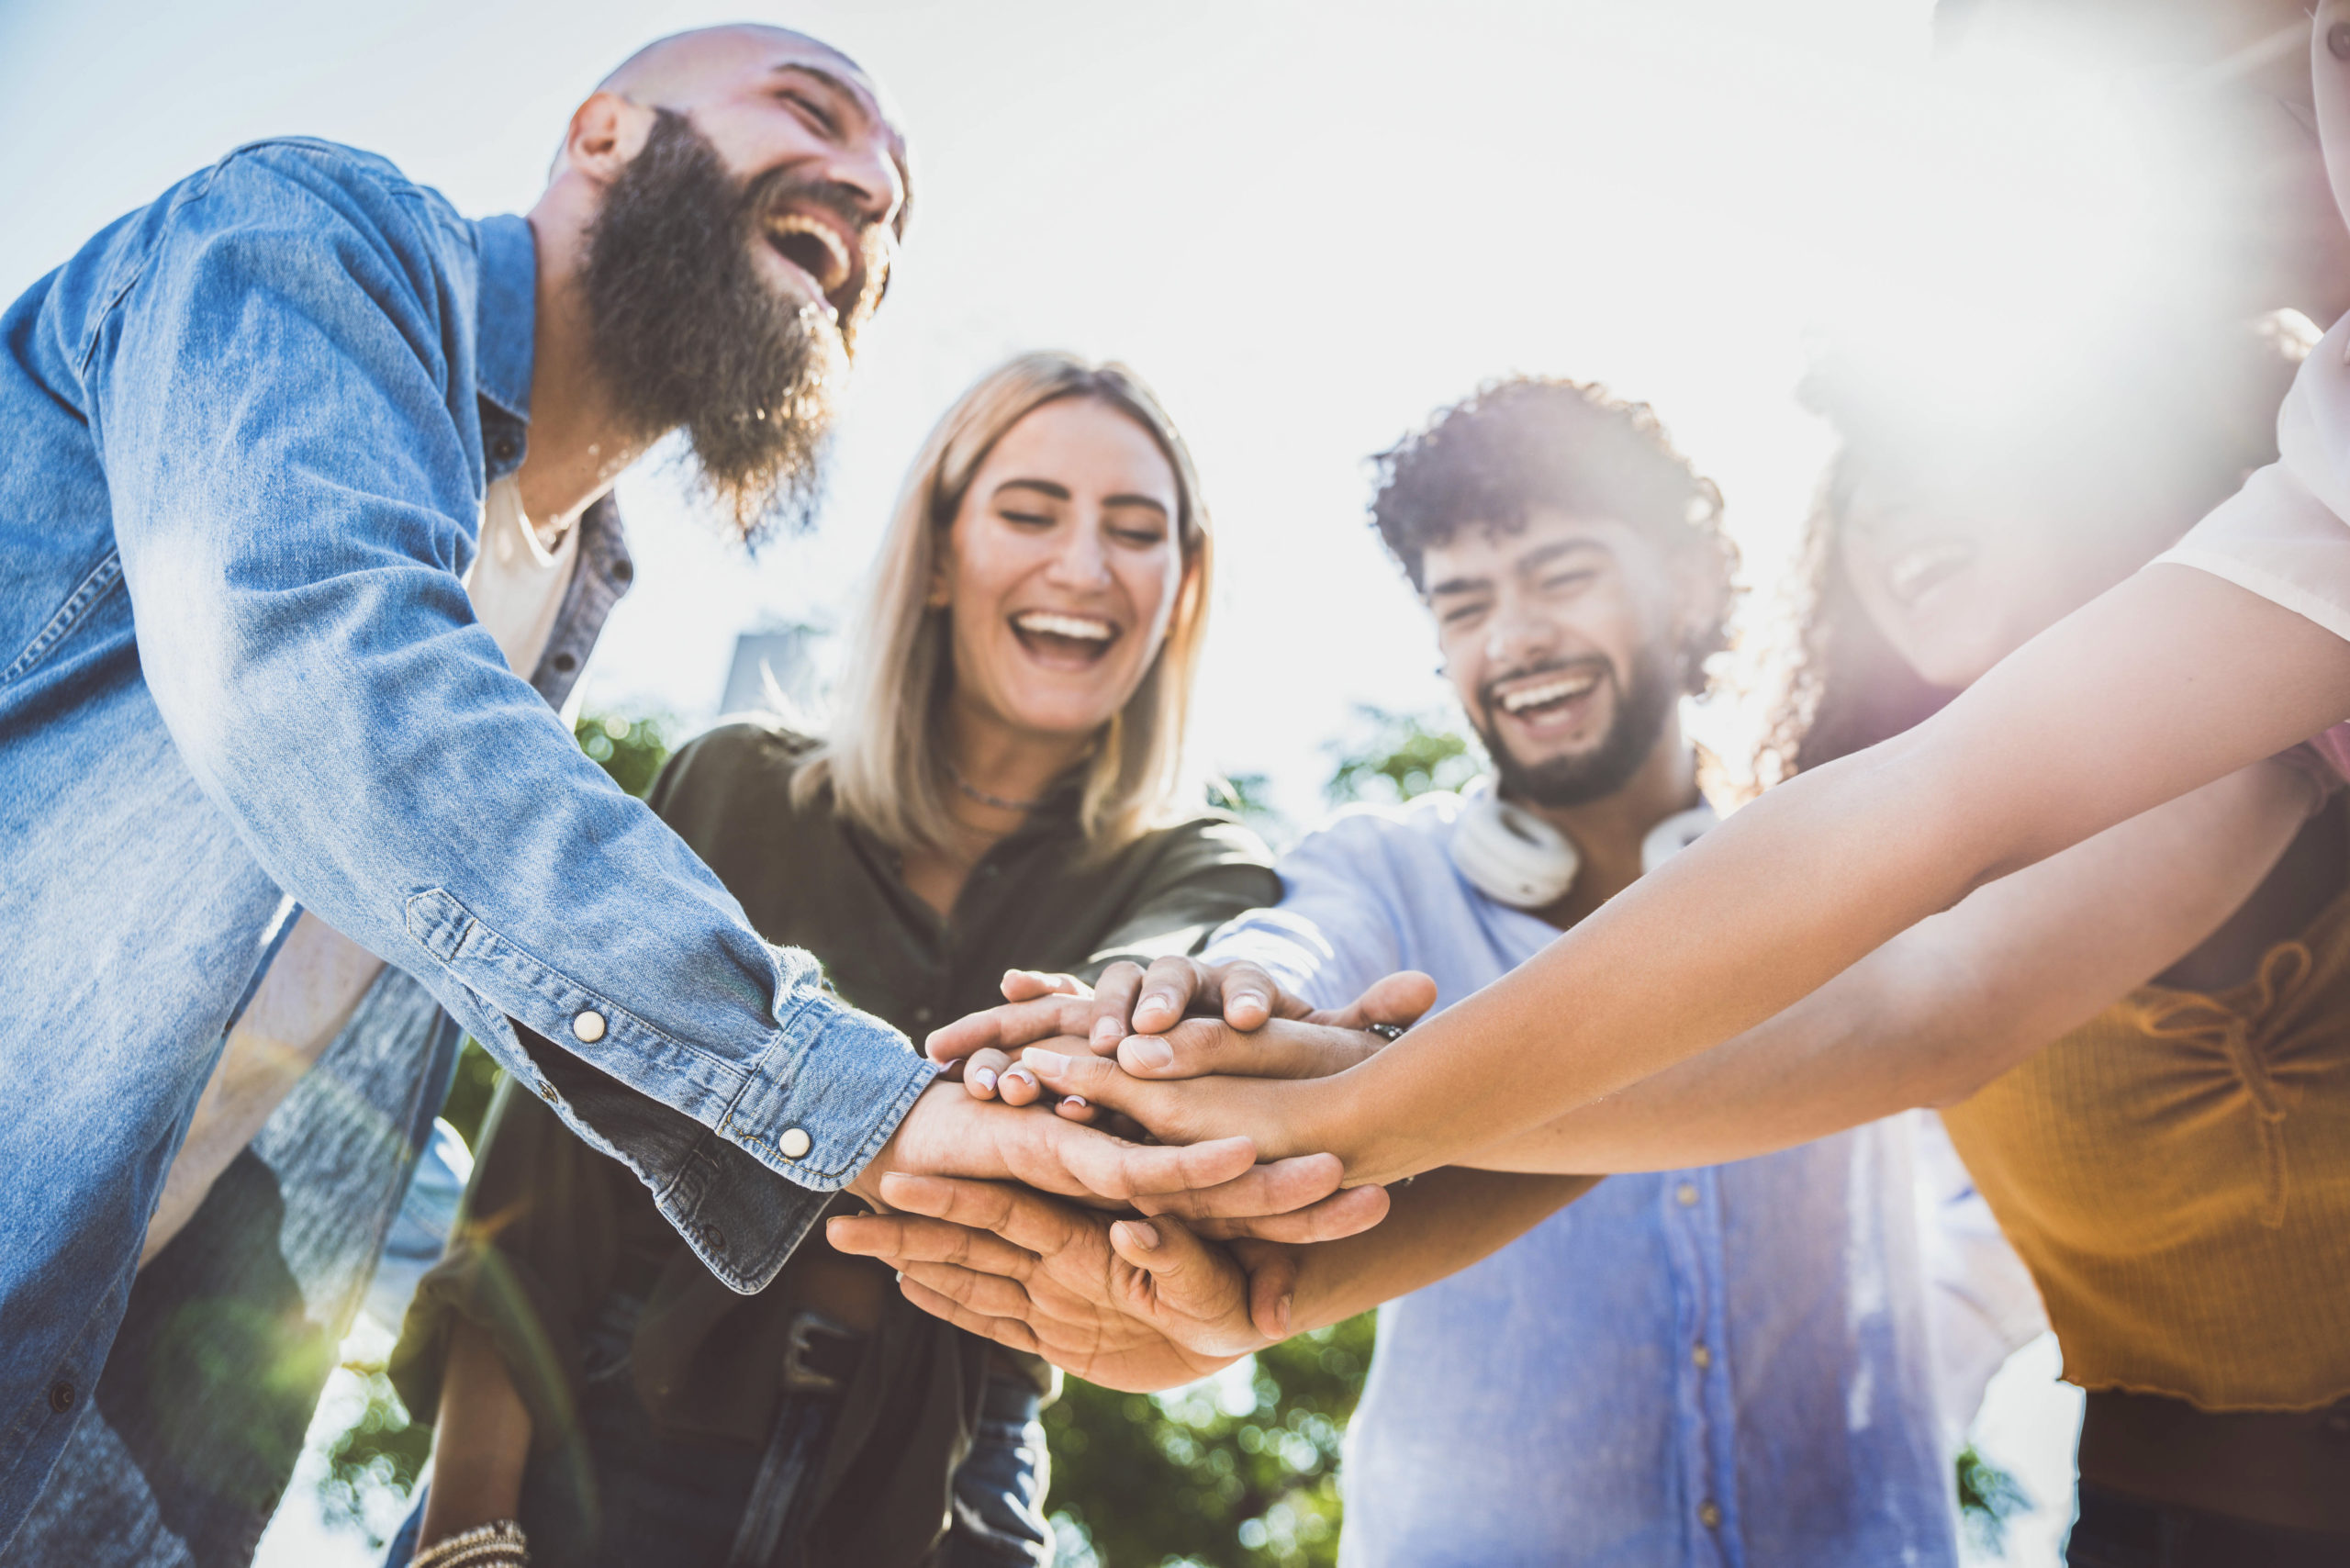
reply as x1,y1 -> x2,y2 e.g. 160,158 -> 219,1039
2067,1484 -> 2350,1568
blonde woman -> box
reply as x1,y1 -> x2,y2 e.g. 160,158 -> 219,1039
382,353 -> 1293,1568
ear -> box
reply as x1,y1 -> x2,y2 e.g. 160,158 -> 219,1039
561,91 -> 658,188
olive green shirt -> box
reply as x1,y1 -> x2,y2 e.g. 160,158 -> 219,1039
392,722 -> 1277,1560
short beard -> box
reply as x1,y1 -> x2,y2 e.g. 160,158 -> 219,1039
579,109 -> 854,545
1473,645 -> 1679,809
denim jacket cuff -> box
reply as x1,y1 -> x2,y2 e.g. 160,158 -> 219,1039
719,989 -> 939,1188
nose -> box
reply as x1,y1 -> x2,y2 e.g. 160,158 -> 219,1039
1484,590 -> 1560,669
816,130 -> 904,233
1045,516 -> 1113,589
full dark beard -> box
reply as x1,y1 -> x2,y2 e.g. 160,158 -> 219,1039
579,109 -> 851,544
1473,644 -> 1678,809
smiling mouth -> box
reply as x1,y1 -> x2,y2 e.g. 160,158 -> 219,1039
1010,610 -> 1120,666
764,211 -> 854,303
1494,666 -> 1604,722
1884,540 -> 1975,607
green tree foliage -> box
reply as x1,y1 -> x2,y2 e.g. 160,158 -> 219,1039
1045,1316 -> 1374,1568
1955,1441 -> 2031,1556
1323,705 -> 1481,805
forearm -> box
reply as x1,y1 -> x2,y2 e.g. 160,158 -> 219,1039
1307,566 -> 2350,1183
418,1320 -> 532,1544
1285,1168 -> 1597,1332
1466,754 -> 2319,1173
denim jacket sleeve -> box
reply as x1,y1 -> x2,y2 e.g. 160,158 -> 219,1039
84,141 -> 930,1293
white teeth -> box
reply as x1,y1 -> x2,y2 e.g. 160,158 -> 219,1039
1500,673 -> 1599,712
1013,611 -> 1115,642
767,213 -> 851,290
1887,541 -> 1973,603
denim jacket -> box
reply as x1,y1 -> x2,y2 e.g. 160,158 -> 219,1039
0,137 -> 932,1543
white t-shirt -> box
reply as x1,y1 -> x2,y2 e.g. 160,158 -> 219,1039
2155,308 -> 2350,644
466,474 -> 582,678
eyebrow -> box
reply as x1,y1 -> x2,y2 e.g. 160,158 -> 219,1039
1426,537 -> 1607,599
994,479 -> 1070,502
991,479 -> 1169,518
767,62 -> 873,124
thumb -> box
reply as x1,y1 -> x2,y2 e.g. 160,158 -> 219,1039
1231,1239 -> 1299,1341
1315,970 -> 1438,1033
1109,1215 -> 1257,1348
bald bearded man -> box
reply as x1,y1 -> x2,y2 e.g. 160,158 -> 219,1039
0,27 -> 1340,1556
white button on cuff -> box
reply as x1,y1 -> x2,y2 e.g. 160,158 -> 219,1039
573,1010 -> 607,1044
778,1127 -> 811,1159
1674,1182 -> 1699,1208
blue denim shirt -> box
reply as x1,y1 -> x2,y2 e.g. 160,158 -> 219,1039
0,137 -> 932,1535
1208,797 -> 1960,1568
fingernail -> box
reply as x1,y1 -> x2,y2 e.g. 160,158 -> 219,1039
1235,991 -> 1266,1013
1127,1037 -> 1174,1071
1092,1018 -> 1122,1046
972,1067 -> 997,1093
1277,1296 -> 1292,1335
1004,1069 -> 1035,1092
1062,1095 -> 1088,1112
1120,1220 -> 1161,1250
1139,992 -> 1175,1019
1025,1048 -> 1069,1076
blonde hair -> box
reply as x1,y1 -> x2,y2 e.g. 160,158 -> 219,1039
794,352 -> 1213,857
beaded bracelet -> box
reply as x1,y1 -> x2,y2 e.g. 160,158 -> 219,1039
412,1519 -> 528,1568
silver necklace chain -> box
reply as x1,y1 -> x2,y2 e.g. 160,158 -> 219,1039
949,766 -> 1046,813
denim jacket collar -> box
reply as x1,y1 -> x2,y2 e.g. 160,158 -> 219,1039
474,214 -> 536,479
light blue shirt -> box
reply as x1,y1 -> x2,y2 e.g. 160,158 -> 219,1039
1207,795 -> 1959,1568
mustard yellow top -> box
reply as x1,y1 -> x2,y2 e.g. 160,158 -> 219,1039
1942,886 -> 2350,1412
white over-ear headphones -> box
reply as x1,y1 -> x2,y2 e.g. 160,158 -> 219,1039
1449,781 -> 1717,910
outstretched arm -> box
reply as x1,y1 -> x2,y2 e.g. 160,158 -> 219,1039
1472,753 -> 2321,1171
1012,568 -> 2350,1181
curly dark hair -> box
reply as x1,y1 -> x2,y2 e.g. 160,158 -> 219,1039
1368,376 -> 1740,698
1760,317 -> 2305,784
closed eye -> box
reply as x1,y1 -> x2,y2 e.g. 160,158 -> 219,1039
999,510 -> 1053,527
778,89 -> 840,136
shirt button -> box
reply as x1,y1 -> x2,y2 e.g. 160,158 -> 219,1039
1675,1182 -> 1699,1208
701,1222 -> 727,1253
46,1381 -> 75,1414
778,1127 -> 812,1159
491,434 -> 520,462
1692,1343 -> 1712,1370
572,1010 -> 607,1044
1698,1501 -> 1722,1530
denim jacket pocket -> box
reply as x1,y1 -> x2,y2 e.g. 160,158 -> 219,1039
3,550 -> 125,687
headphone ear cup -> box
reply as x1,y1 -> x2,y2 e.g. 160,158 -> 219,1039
1450,793 -> 1580,908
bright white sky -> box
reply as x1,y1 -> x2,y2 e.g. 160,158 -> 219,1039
0,0 -> 2093,821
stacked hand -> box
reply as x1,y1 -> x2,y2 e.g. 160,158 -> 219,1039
834,958 -> 1434,1387
828,1173 -> 1291,1391
850,1077 -> 1381,1243
922,958 -> 1434,1170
